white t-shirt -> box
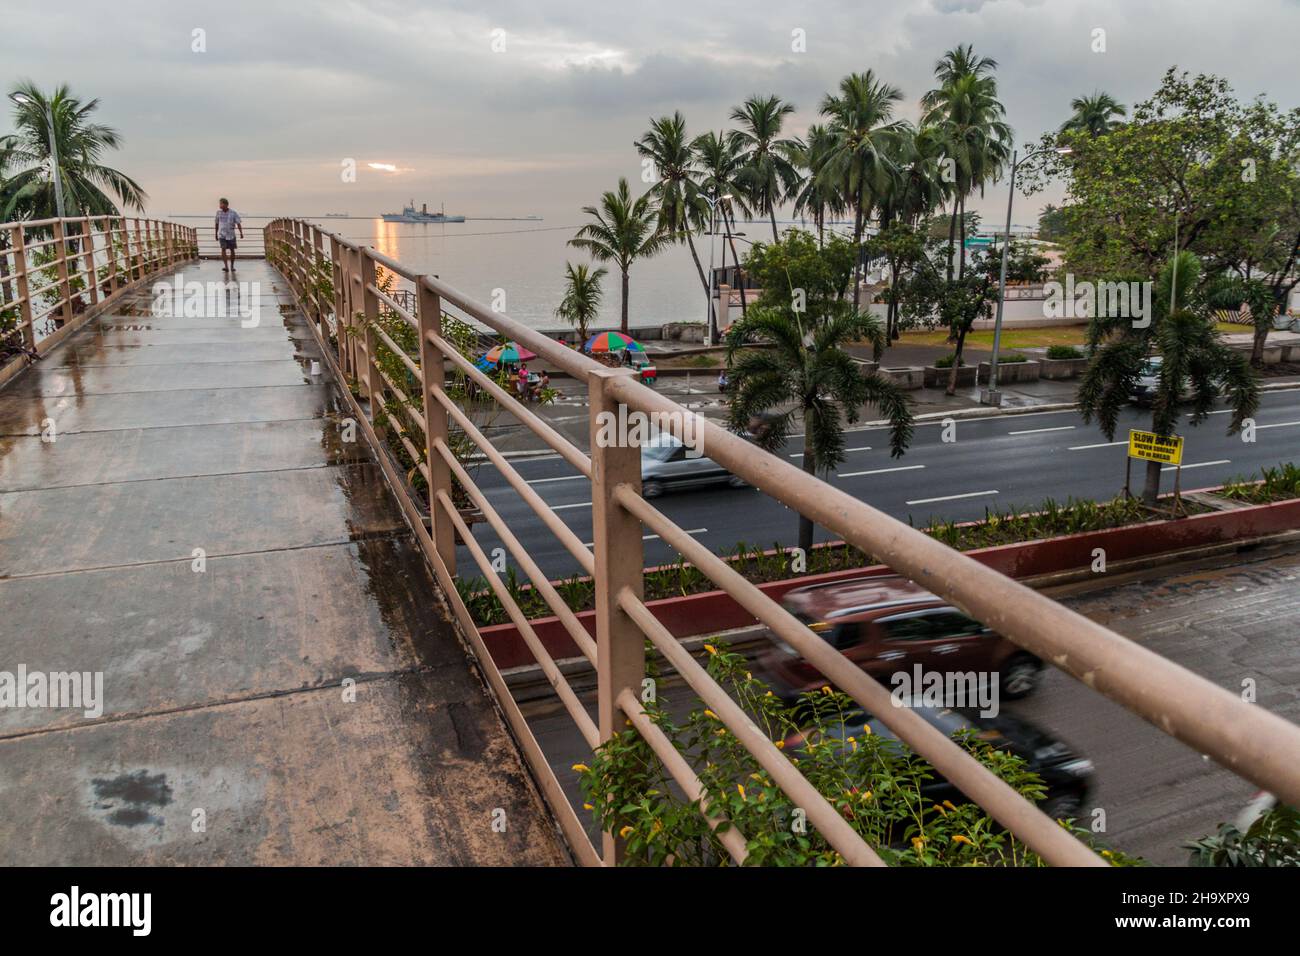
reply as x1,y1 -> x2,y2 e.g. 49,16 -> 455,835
215,209 -> 241,239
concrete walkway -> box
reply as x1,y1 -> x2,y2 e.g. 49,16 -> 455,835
0,259 -> 567,865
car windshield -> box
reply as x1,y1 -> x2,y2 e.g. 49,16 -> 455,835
641,438 -> 682,462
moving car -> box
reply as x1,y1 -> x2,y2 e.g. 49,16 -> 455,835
783,704 -> 1094,821
1130,356 -> 1163,405
760,574 -> 1044,703
641,434 -> 747,498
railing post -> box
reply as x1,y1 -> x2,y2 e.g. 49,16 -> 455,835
50,219 -> 73,327
164,221 -> 174,265
587,367 -> 646,865
131,218 -> 143,280
329,236 -> 347,374
106,220 -> 119,294
357,250 -> 381,413
312,227 -> 325,332
11,225 -> 34,348
416,278 -> 456,575
81,218 -> 99,307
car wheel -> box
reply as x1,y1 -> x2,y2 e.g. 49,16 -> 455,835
728,474 -> 748,489
1000,655 -> 1041,699
642,480 -> 665,499
1042,791 -> 1084,822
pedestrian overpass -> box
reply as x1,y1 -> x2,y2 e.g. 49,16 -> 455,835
2,214 -> 1298,865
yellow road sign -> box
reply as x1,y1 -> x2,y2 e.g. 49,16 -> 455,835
1128,429 -> 1183,465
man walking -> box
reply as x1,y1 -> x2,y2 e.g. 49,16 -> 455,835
215,198 -> 244,273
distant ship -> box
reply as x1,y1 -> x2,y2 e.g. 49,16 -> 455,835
324,212 -> 349,218
382,201 -> 466,223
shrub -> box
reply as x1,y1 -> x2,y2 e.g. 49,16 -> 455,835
932,352 -> 964,368
1046,345 -> 1084,360
578,642 -> 1139,866
1186,804 -> 1300,867
998,352 -> 1029,363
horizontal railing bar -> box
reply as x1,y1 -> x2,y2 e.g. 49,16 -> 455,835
617,585 -> 885,867
434,438 -> 597,663
426,329 -> 593,479
613,483 -> 1104,866
367,320 -> 423,382
603,373 -> 1300,809
615,687 -> 750,865
435,490 -> 600,748
430,384 -> 595,576
367,282 -> 419,329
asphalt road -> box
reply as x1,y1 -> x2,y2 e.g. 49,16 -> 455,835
460,387 -> 1300,580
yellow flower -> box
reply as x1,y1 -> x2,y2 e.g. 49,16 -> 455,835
821,685 -> 833,695
704,644 -> 717,655
583,803 -> 594,810
933,804 -> 947,816
765,691 -> 774,697
619,826 -> 633,839
773,740 -> 785,749
571,763 -> 590,773
943,800 -> 957,812
737,784 -> 746,800
1102,850 -> 1113,858
860,791 -> 873,802
952,834 -> 972,846
745,671 -> 753,680
862,724 -> 872,735
703,709 -> 719,720
911,836 -> 927,853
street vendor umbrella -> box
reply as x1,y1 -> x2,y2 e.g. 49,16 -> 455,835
482,341 -> 538,365
584,331 -> 645,354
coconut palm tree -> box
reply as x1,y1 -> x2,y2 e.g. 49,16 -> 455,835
1077,252 -> 1258,505
1059,92 -> 1128,138
790,124 -> 847,247
725,302 -> 912,554
729,95 -> 803,242
568,178 -> 667,335
693,129 -> 754,316
635,112 -> 708,293
555,262 -> 607,344
922,59 -> 1010,281
818,71 -> 909,309
0,81 -> 146,220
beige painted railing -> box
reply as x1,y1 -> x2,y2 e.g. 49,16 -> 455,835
0,215 -> 199,375
266,216 -> 1300,867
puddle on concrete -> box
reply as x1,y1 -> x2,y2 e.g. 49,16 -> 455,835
91,769 -> 174,827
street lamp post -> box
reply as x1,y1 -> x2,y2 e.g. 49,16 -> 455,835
981,145 -> 1071,406
9,91 -> 66,220
703,192 -> 731,347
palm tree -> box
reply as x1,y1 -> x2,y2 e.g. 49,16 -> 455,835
0,81 -> 146,220
725,304 -> 912,553
790,124 -> 847,247
1060,92 -> 1127,138
635,112 -> 708,292
568,178 -> 667,334
555,262 -> 607,344
693,129 -> 754,315
729,95 -> 803,242
818,71 -> 908,309
921,48 -> 1010,281
1077,252 -> 1258,505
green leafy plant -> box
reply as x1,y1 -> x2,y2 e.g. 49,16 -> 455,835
578,642 -> 1139,866
1046,344 -> 1084,360
1186,803 -> 1300,867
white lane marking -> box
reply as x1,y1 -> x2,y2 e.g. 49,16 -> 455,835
526,474 -> 586,485
1069,440 -> 1127,450
838,464 -> 926,478
906,490 -> 999,505
551,501 -> 591,511
1008,425 -> 1076,435
583,528 -> 707,548
792,445 -> 871,458
1256,419 -> 1300,430
1163,459 -> 1230,473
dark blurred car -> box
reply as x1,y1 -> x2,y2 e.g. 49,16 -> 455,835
784,704 -> 1094,820
1131,356 -> 1163,405
640,434 -> 747,498
760,575 -> 1044,703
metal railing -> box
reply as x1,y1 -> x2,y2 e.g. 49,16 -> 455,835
0,215 -> 199,377
266,216 -> 1300,867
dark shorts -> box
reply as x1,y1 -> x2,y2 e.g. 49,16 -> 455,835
219,237 -> 237,251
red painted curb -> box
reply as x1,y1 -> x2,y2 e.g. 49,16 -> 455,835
479,497 -> 1300,670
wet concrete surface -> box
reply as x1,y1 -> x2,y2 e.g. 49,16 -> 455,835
0,260 -> 568,865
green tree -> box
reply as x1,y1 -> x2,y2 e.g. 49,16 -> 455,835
569,178 -> 668,334
1077,252 -> 1258,505
635,112 -> 708,293
1059,91 -> 1127,138
921,46 -> 1010,282
554,262 -> 607,344
818,71 -> 909,310
0,81 -> 146,219
693,129 -> 754,316
729,94 -> 803,243
724,230 -> 913,553
1037,203 -> 1069,241
790,123 -> 846,247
